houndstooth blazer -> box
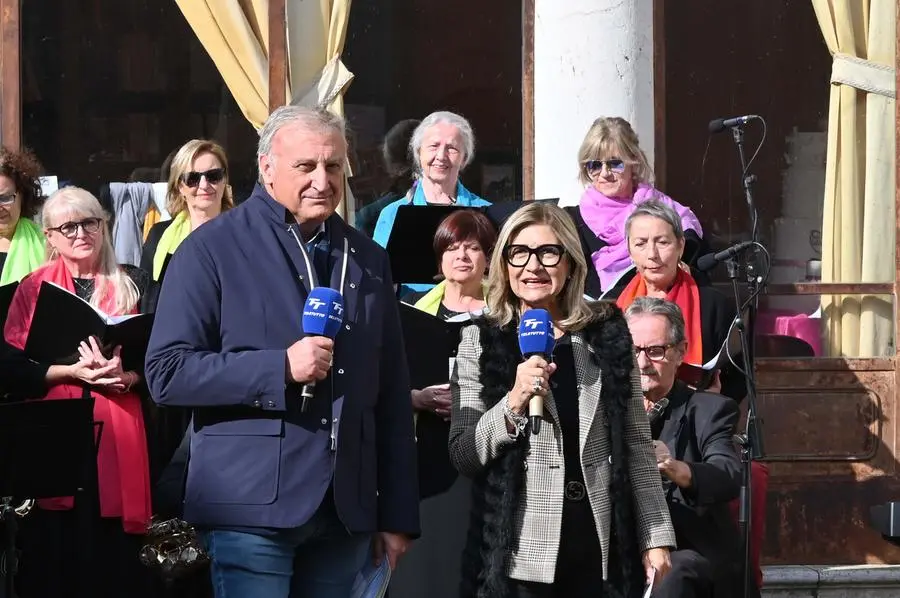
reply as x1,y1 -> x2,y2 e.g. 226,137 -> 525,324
449,323 -> 676,585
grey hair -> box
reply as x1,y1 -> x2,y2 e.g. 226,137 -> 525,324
409,111 -> 476,174
257,105 -> 347,160
625,296 -> 686,346
624,198 -> 684,241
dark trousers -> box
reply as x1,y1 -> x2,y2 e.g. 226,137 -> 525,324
510,498 -> 605,598
650,549 -> 714,598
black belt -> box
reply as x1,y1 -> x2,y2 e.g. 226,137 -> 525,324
564,480 -> 586,502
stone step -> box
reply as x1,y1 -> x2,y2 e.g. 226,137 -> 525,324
763,565 -> 900,598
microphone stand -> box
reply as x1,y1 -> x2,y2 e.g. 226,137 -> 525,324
728,122 -> 766,598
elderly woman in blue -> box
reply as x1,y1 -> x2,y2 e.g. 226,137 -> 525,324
373,111 -> 491,294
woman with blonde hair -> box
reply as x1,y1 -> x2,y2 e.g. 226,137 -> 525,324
567,117 -> 704,299
449,202 -> 675,597
140,139 -> 232,311
4,186 -> 153,597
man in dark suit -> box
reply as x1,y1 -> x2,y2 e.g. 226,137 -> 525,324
625,296 -> 755,598
145,106 -> 420,597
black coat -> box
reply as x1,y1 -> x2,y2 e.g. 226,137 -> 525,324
139,219 -> 174,314
654,382 -> 755,598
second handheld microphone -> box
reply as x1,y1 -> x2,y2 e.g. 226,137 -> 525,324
518,309 -> 556,434
299,287 -> 345,412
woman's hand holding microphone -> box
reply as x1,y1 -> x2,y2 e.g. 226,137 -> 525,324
504,356 -> 557,433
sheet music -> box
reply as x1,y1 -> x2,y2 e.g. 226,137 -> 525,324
643,568 -> 656,598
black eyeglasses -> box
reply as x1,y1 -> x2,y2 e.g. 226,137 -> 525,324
584,159 -> 626,175
0,193 -> 16,206
182,168 -> 226,188
503,244 -> 565,268
47,217 -> 103,239
633,344 -> 675,362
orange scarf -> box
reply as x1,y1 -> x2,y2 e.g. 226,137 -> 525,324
3,260 -> 151,534
616,267 -> 704,365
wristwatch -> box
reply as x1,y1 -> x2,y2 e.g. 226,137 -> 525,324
503,398 -> 528,434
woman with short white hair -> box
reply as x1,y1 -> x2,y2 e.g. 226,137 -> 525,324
373,111 -> 491,293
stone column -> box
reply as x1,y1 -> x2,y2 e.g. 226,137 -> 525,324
532,0 -> 656,206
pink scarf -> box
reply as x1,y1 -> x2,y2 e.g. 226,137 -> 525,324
578,183 -> 703,291
3,260 -> 152,534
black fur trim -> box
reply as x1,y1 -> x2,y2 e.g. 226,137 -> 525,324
459,303 -> 645,597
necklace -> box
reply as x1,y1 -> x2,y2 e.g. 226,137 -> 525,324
73,277 -> 94,296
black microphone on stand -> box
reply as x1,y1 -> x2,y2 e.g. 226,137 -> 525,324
708,114 -> 760,134
709,112 -> 768,598
696,241 -> 756,272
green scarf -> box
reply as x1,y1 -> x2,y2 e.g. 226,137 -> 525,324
412,281 -> 448,315
152,211 -> 192,281
0,218 -> 45,285
412,279 -> 489,315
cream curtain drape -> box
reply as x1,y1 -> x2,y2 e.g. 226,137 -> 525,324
812,0 -> 896,358
174,0 -> 356,216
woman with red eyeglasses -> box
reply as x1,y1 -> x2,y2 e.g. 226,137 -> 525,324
140,139 -> 233,313
563,117 -> 705,299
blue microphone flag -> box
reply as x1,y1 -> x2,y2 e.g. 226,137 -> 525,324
301,287 -> 344,339
518,309 -> 554,357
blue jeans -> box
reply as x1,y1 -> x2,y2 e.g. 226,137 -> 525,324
202,501 -> 371,598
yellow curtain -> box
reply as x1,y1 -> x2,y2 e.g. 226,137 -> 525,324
175,0 -> 271,129
812,0 -> 896,357
174,0 -> 356,217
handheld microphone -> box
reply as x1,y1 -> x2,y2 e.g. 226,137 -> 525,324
299,287 -> 344,411
696,240 -> 756,272
708,114 -> 760,134
518,309 -> 555,434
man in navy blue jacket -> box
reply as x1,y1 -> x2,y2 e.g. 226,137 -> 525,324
145,106 -> 419,597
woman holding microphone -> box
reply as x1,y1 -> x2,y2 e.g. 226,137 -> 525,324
448,202 -> 675,597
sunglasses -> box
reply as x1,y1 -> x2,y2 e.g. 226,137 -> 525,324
47,217 -> 103,239
633,344 -> 675,362
0,193 -> 16,206
182,168 -> 226,188
584,159 -> 626,175
503,244 -> 565,268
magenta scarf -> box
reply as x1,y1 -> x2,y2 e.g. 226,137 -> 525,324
578,183 -> 703,291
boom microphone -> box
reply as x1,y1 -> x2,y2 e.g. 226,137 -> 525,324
696,240 -> 756,272
518,309 -> 555,434
708,114 -> 760,134
299,287 -> 344,411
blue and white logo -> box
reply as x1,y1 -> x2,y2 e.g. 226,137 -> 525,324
523,318 -> 542,330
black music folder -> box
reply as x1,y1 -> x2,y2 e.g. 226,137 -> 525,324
398,301 -> 466,389
0,398 -> 95,499
677,312 -> 744,389
24,281 -> 154,371
387,205 -> 467,285
386,200 -> 560,285
0,281 -> 18,331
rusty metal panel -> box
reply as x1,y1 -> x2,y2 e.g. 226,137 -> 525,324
760,389 -> 882,462
755,364 -> 900,564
